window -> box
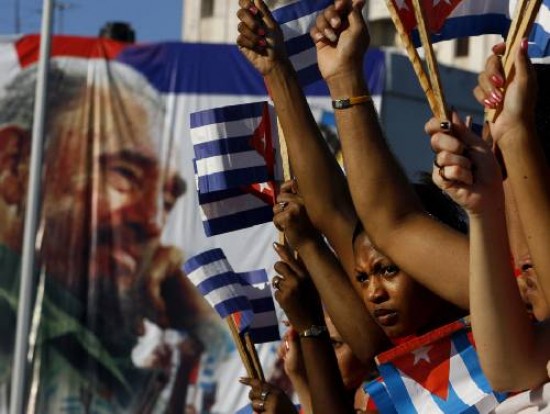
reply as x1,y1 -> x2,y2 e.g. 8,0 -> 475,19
201,0 -> 214,18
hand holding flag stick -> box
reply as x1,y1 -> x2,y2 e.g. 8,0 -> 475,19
486,0 -> 542,122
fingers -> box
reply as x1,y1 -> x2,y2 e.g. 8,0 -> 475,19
273,242 -> 304,276
312,4 -> 340,43
514,38 -> 533,86
474,44 -> 505,109
253,0 -> 278,31
279,178 -> 298,195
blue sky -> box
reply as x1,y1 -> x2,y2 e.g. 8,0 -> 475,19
0,0 -> 184,42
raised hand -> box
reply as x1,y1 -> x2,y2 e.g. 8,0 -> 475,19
310,0 -> 369,83
273,180 -> 321,251
426,113 -> 503,216
272,243 -> 324,333
236,0 -> 288,76
240,378 -> 299,414
473,39 -> 536,143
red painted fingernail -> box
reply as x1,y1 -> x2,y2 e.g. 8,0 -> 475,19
257,28 -> 266,36
258,39 -> 267,47
483,99 -> 495,108
491,90 -> 502,102
250,5 -> 259,14
491,75 -> 504,88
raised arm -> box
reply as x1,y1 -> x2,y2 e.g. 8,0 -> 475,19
428,113 -> 550,392
475,40 -> 550,315
236,0 -> 357,276
272,244 -> 354,414
310,2 -> 469,308
273,181 -> 388,365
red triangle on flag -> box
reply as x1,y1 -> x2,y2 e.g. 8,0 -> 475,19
392,0 -> 463,34
392,336 -> 452,400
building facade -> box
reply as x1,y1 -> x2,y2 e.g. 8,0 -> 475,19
181,0 -> 501,72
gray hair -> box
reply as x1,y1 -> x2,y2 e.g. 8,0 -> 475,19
0,59 -> 166,156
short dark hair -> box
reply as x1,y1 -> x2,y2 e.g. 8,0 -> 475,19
352,172 -> 468,245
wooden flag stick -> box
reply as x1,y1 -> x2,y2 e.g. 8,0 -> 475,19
384,0 -> 439,116
277,117 -> 292,246
244,332 -> 265,381
226,317 -> 257,378
487,0 -> 542,122
410,0 -> 449,121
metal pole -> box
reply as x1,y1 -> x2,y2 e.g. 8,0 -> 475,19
9,0 -> 55,412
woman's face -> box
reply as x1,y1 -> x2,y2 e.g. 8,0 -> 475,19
326,315 -> 369,390
353,232 -> 445,338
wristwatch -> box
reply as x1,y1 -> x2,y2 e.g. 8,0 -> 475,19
299,325 -> 328,338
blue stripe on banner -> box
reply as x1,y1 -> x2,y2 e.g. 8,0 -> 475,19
365,379 -> 398,414
378,362 -> 419,414
183,248 -> 226,274
118,42 -> 386,96
198,167 -> 271,194
213,296 -> 252,319
285,33 -> 314,56
365,48 -> 386,96
196,272 -> 240,295
193,135 -> 257,160
202,205 -> 273,237
271,0 -> 333,25
250,325 -> 280,344
412,14 -> 511,46
250,297 -> 276,313
238,270 -> 268,285
190,102 -> 265,129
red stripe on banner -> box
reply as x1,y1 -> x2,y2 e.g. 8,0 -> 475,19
15,35 -> 127,68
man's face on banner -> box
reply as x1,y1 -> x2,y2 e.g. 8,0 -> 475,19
35,80 -> 183,338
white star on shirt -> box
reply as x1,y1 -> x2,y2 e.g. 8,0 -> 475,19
412,346 -> 432,365
433,0 -> 452,5
395,0 -> 409,10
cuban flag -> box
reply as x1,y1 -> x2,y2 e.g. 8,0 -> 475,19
369,319 -> 507,414
236,270 -> 280,344
272,0 -> 334,86
190,101 -> 276,194
391,0 -> 550,61
183,249 -> 254,329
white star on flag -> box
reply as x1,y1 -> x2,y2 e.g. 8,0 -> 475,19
395,0 -> 409,10
258,182 -> 271,193
412,346 -> 432,365
433,0 -> 452,5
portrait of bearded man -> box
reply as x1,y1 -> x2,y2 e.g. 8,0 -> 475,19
0,57 -> 219,413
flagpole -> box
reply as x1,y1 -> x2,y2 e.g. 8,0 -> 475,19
9,0 -> 55,412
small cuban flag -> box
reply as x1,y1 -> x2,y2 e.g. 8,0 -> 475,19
367,318 -> 507,414
272,0 -> 334,86
183,248 -> 254,329
190,101 -> 275,194
236,270 -> 280,344
183,249 -> 280,344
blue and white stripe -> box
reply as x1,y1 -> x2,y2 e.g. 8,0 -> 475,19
237,270 -> 280,344
183,249 -> 253,325
272,0 -> 334,86
190,102 -> 271,194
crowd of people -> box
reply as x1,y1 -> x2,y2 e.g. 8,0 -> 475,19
235,0 -> 550,412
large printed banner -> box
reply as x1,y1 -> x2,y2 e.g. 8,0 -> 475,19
0,34 -> 386,413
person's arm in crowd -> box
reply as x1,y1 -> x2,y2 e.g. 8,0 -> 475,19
236,0 -> 358,277
310,1 -> 470,309
272,244 -> 355,414
278,327 -> 313,414
428,112 -> 550,392
273,181 -> 388,366
241,379 -> 299,414
475,40 -> 550,311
